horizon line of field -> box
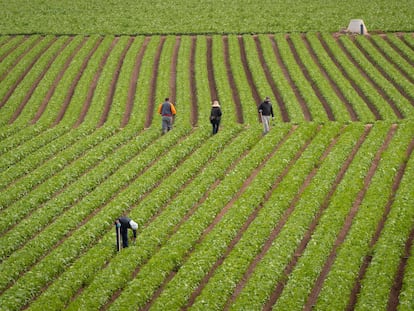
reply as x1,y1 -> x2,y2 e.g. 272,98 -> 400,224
0,32 -> 413,129
0,123 -> 412,310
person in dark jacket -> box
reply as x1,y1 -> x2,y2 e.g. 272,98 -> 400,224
258,96 -> 274,135
158,97 -> 177,134
210,100 -> 222,135
115,216 -> 138,250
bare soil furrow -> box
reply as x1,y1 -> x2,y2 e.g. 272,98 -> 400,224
238,35 -> 261,122
169,36 -> 180,103
145,36 -> 166,128
82,132 -> 226,309
304,125 -> 397,310
54,37 -> 103,126
321,33 -> 382,120
222,35 -> 244,123
347,136 -> 414,311
31,36 -> 88,124
301,34 -> 358,121
0,35 -> 43,85
253,35 -> 290,122
122,36 -> 150,127
111,131 -> 246,311
7,130 -> 191,307
75,37 -> 119,127
0,36 -> 55,108
206,36 -> 218,101
10,37 -> 84,124
269,35 -> 311,121
372,36 -> 414,86
98,37 -> 134,127
286,35 -> 335,121
264,125 -> 371,310
189,36 -> 198,126
0,36 -> 27,63
192,127 -> 321,310
339,37 -> 403,120
388,219 -> 414,310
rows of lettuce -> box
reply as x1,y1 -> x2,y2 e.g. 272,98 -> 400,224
3,121 -> 412,310
1,33 -> 414,130
1,0 -> 414,35
1,123 -> 413,308
0,121 -> 258,309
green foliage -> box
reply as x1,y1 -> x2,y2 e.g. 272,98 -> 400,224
0,0 -> 413,35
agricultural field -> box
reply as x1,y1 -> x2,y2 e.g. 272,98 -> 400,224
1,1 -> 414,311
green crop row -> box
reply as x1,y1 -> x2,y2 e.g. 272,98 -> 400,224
0,36 -> 43,90
274,34 -> 328,122
225,35 -> 259,125
340,36 -> 412,119
271,123 -> 391,310
0,125 -> 201,309
0,124 -> 70,175
0,127 -> 161,284
229,123 -> 366,309
353,124 -> 414,310
119,126 -> 316,310
1,33 -> 413,128
287,34 -> 351,122
161,124 -> 340,310
27,126 -> 249,311
315,122 -> 414,310
1,0 -> 414,35
0,125 -> 134,236
0,125 -> 96,206
0,36 -> 77,125
66,125 -> 287,310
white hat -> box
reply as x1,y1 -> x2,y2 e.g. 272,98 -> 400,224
212,100 -> 220,107
129,220 -> 138,230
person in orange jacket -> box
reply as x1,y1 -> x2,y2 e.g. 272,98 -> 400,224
158,97 -> 176,134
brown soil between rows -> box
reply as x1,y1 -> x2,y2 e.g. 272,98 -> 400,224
1,36 -> 55,110
74,37 -> 119,127
144,36 -> 166,129
349,136 -> 414,311
286,34 -> 335,121
222,36 -> 244,124
304,125 -> 396,310
301,34 -> 359,121
253,35 -> 290,122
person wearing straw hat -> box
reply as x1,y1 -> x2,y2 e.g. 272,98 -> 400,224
258,96 -> 274,135
209,100 -> 222,135
115,216 -> 138,250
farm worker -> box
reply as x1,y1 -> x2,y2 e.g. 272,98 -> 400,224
158,97 -> 176,134
209,100 -> 222,135
115,216 -> 138,250
258,96 -> 274,135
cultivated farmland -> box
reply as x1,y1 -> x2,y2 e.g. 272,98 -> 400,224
1,28 -> 414,311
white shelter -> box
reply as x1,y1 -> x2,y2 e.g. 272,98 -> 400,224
347,19 -> 368,34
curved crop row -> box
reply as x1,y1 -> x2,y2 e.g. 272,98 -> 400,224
1,33 -> 413,127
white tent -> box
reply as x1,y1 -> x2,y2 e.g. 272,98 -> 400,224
347,19 -> 368,34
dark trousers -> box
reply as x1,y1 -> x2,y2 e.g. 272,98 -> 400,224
121,228 -> 129,247
211,120 -> 220,134
116,226 -> 129,250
